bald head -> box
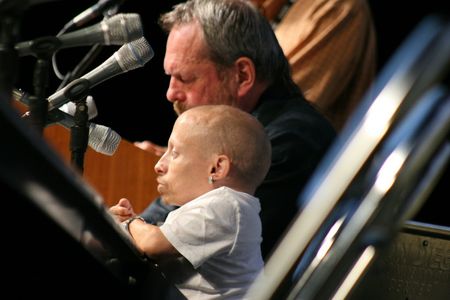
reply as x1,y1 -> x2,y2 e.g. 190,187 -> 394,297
176,104 -> 271,191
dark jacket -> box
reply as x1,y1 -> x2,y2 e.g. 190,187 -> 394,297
253,86 -> 336,258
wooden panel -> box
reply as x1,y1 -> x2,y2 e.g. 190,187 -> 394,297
13,100 -> 159,213
43,125 -> 160,213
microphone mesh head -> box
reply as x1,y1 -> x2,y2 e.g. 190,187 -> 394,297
115,37 -> 154,71
88,123 -> 121,155
104,13 -> 144,44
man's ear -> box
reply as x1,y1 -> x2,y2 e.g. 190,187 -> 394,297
210,155 -> 231,180
235,57 -> 256,98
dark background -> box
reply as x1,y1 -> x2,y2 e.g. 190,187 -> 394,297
15,0 -> 183,146
16,0 -> 449,144
13,0 -> 449,144
11,0 -> 449,227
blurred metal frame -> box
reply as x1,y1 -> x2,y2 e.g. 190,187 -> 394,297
247,15 -> 450,300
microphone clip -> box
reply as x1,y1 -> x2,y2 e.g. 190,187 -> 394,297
61,77 -> 91,107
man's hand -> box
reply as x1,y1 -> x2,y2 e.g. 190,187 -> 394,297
109,198 -> 136,222
134,140 -> 167,157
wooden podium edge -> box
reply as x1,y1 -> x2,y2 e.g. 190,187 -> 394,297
13,100 -> 160,213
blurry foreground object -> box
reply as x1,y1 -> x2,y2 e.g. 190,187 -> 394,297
247,14 -> 450,300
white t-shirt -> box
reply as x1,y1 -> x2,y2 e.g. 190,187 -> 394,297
159,186 -> 264,299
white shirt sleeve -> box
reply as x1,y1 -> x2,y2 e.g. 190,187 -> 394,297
160,189 -> 239,268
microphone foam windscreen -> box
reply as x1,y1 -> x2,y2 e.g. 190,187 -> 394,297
116,37 -> 154,71
88,123 -> 121,155
104,13 -> 143,44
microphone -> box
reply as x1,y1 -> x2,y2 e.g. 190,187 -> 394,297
47,36 -> 153,111
49,109 -> 121,156
12,88 -> 119,155
67,0 -> 125,29
15,13 -> 143,57
13,87 -> 98,120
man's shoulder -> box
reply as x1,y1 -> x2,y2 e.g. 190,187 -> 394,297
257,95 -> 336,136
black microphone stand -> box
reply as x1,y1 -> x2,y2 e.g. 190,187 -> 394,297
70,96 -> 89,174
24,36 -> 62,134
59,77 -> 91,173
28,57 -> 50,134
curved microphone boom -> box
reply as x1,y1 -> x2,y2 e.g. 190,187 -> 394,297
14,13 -> 143,57
47,36 -> 153,111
